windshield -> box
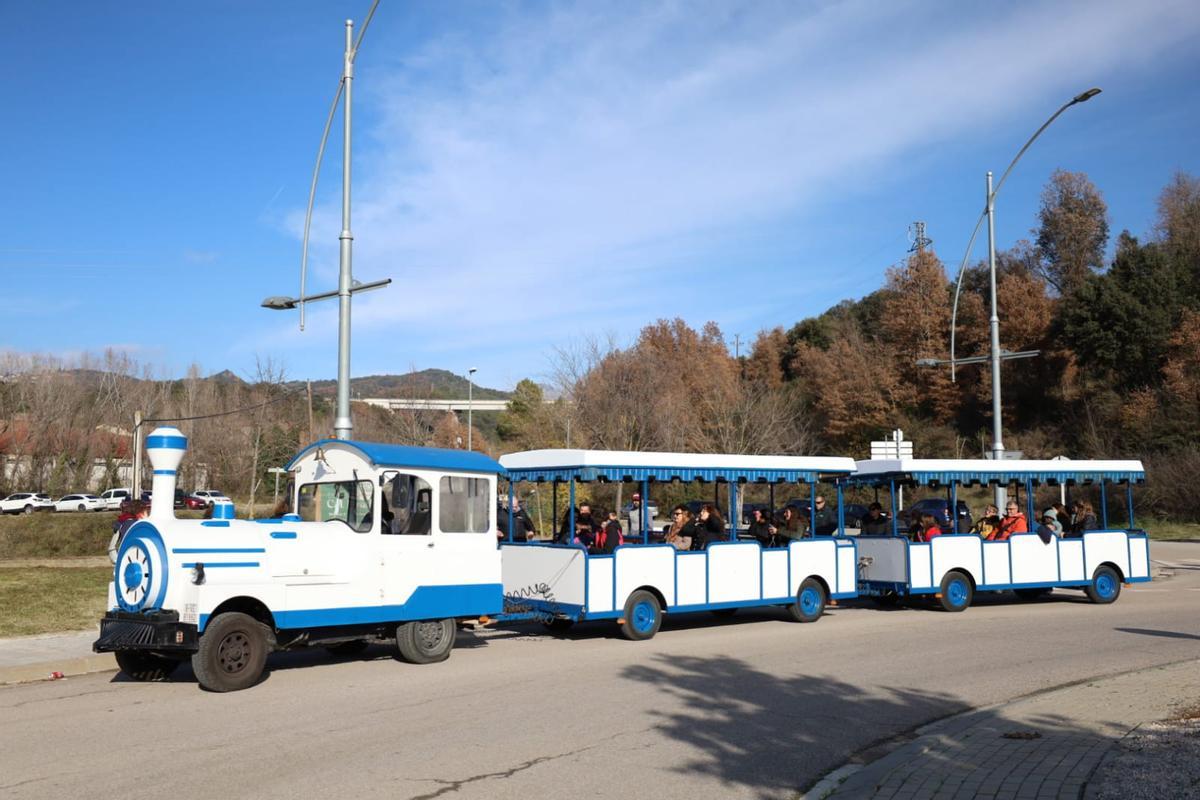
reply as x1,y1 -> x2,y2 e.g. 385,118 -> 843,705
297,480 -> 374,532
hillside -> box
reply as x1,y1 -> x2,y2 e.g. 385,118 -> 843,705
294,369 -> 511,400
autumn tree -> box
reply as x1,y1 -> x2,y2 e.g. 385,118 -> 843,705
1034,169 -> 1109,296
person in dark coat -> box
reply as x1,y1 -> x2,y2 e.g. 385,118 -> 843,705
557,502 -> 595,544
811,495 -> 838,535
859,502 -> 890,535
747,508 -> 780,547
693,504 -> 726,550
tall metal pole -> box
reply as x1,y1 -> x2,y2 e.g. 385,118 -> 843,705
467,369 -> 475,450
986,170 -> 1006,508
333,19 -> 355,441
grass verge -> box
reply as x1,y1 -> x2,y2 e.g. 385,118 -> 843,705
1144,520 -> 1200,541
0,567 -> 110,637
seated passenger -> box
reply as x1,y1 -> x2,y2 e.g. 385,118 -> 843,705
811,495 -> 838,535
970,504 -> 1000,539
693,504 -> 725,550
916,513 -> 941,542
590,511 -> 623,554
859,502 -> 890,535
1035,508 -> 1061,544
748,508 -> 780,546
1070,501 -> 1099,535
557,503 -> 596,544
665,505 -> 696,551
778,506 -> 806,541
990,501 -> 1028,540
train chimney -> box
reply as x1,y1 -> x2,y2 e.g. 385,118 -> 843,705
144,426 -> 187,521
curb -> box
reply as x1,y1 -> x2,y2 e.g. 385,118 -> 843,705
802,656 -> 1200,799
0,653 -> 117,686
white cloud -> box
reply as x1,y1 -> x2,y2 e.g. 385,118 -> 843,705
286,0 -> 1200,380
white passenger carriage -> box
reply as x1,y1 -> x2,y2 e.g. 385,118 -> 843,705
94,427 -> 504,691
499,450 -> 859,639
848,458 -> 1152,611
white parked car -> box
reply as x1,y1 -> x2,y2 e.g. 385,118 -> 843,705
189,489 -> 228,507
98,488 -> 132,510
54,493 -> 106,512
0,492 -> 55,514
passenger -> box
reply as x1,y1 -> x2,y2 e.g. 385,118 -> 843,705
970,504 -> 1001,539
694,504 -> 725,550
1070,501 -> 1099,535
811,495 -> 838,535
1035,508 -> 1062,544
590,511 -> 623,555
990,501 -> 1028,541
665,505 -> 696,551
510,496 -> 535,542
859,502 -> 890,535
557,502 -> 596,544
778,506 -> 806,541
748,508 -> 780,546
916,513 -> 941,542
1052,502 -> 1072,532
625,493 -> 643,540
108,500 -> 148,563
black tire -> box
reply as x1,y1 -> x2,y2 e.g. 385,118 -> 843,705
23,505 -> 33,515
77,504 -> 86,512
1085,565 -> 1122,604
710,608 -> 738,618
325,640 -> 370,657
785,577 -> 826,622
620,589 -> 663,641
1014,587 -> 1053,601
541,617 -> 575,633
937,570 -> 973,612
395,619 -> 456,664
191,612 -> 271,692
115,650 -> 180,682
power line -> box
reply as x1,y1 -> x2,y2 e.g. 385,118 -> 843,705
137,386 -> 307,429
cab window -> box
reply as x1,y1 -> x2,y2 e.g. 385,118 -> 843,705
438,476 -> 489,533
297,480 -> 374,532
382,473 -> 432,535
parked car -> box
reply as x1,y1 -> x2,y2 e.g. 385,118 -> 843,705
53,493 -> 106,512
0,492 -> 55,514
190,489 -> 228,507
98,488 -> 132,510
902,498 -> 973,533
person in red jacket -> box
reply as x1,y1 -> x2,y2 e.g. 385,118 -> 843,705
990,501 -> 1028,541
916,514 -> 942,542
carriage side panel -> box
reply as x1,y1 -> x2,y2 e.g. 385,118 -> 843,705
1010,533 -> 1059,584
501,545 -> 586,608
587,556 -> 615,613
762,549 -> 789,598
855,537 -> 908,583
1128,535 -> 1150,580
1083,531 -> 1132,579
788,539 -> 836,594
982,541 -> 1011,585
836,539 -> 857,596
909,543 -> 934,590
931,535 -> 983,587
1058,539 -> 1085,582
675,552 -> 706,606
615,545 -> 676,609
707,542 -> 762,603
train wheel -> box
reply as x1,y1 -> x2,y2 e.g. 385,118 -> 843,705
937,570 -> 973,612
1085,566 -> 1121,604
395,619 -> 456,664
115,650 -> 180,682
192,612 -> 270,692
786,578 -> 826,623
620,590 -> 662,641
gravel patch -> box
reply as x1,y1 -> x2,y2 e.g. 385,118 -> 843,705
1088,719 -> 1200,800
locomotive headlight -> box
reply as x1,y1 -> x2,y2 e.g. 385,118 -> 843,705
191,563 -> 206,585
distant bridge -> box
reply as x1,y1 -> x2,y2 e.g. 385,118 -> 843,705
359,398 -> 512,412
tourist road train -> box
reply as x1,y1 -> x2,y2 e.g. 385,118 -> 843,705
93,427 -> 1152,691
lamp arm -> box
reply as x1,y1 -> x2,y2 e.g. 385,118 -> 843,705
948,210 -> 988,382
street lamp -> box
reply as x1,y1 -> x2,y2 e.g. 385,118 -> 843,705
260,5 -> 387,442
467,367 -> 477,451
925,87 -> 1101,461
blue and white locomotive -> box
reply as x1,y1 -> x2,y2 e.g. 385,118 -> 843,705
93,426 -> 504,691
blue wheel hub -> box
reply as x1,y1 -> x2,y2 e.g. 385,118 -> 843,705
948,579 -> 968,607
800,587 -> 820,615
1096,573 -> 1116,598
123,561 -> 144,589
632,600 -> 656,633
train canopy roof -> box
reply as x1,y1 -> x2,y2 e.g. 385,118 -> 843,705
288,439 -> 502,474
499,449 -> 857,483
847,457 -> 1145,487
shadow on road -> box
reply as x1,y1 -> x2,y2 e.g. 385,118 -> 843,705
619,653 -> 1129,798
1114,627 -> 1200,641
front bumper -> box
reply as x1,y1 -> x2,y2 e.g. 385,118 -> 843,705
93,609 -> 199,654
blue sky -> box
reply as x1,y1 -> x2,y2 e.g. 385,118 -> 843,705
3,0 -> 1198,391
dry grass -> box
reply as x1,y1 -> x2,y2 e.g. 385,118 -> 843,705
0,567 -> 111,637
1143,520 -> 1200,541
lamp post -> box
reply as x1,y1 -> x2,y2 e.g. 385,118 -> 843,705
922,87 -> 1101,503
260,5 -> 387,442
467,367 -> 477,451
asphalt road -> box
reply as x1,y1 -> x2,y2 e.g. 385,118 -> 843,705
3,543 -> 1198,800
